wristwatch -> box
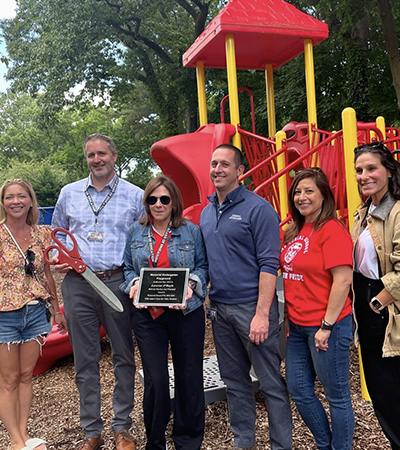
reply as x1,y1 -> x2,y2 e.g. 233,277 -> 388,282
189,280 -> 197,290
370,297 -> 385,311
321,319 -> 333,331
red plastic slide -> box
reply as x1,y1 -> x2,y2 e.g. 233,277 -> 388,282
151,123 -> 236,224
33,305 -> 106,375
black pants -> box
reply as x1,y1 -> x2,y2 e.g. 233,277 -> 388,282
132,306 -> 205,450
353,271 -> 400,450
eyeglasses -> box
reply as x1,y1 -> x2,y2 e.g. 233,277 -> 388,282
146,195 -> 171,205
25,250 -> 36,275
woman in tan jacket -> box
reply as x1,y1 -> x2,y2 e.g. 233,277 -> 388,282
352,142 -> 400,450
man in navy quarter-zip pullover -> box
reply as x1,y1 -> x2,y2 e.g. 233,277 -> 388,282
200,144 -> 292,450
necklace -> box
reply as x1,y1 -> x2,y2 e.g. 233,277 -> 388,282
4,223 -> 31,247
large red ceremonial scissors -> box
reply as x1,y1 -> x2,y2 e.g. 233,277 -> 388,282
44,228 -> 124,313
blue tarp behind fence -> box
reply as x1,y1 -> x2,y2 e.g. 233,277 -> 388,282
38,207 -> 55,225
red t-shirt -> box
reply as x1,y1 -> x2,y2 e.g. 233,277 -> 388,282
280,219 -> 353,326
150,228 -> 171,268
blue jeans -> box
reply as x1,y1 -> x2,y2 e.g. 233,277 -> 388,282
0,299 -> 51,343
286,315 -> 354,450
211,299 -> 292,450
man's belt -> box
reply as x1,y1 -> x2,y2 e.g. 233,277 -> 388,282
95,266 -> 123,280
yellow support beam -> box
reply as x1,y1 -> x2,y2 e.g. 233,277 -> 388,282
304,39 -> 318,148
265,64 -> 276,139
196,61 -> 208,126
342,107 -> 359,230
276,130 -> 288,222
342,107 -> 371,402
225,34 -> 241,149
376,116 -> 386,141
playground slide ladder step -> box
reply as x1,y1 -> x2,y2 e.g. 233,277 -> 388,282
138,354 -> 259,405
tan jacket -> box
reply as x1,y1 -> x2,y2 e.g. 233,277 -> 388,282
352,193 -> 400,357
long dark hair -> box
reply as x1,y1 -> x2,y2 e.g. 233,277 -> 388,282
354,141 -> 400,200
140,176 -> 186,228
284,168 -> 339,243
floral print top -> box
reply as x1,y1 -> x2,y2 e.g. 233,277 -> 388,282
0,224 -> 53,311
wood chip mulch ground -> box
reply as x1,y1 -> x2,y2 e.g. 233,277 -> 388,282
0,276 -> 391,449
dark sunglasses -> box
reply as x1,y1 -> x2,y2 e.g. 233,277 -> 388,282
146,195 -> 171,205
354,141 -> 387,154
292,167 -> 323,177
25,249 -> 36,275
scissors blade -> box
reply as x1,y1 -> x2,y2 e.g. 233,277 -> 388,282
81,269 -> 124,313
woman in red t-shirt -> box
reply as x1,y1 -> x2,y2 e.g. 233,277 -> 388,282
280,168 -> 354,450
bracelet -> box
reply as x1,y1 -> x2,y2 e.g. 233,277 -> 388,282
321,318 -> 333,331
54,311 -> 62,316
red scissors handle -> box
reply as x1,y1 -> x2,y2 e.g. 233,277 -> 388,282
44,227 -> 87,273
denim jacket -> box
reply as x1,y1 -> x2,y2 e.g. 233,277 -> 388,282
352,192 -> 400,357
120,220 -> 208,315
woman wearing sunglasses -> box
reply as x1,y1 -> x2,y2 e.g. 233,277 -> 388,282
0,179 -> 67,450
280,168 -> 354,450
121,176 -> 208,450
352,142 -> 400,449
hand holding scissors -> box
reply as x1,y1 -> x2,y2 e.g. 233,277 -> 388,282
44,228 -> 124,313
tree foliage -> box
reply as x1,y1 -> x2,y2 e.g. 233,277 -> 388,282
277,0 -> 400,129
0,92 -> 157,204
2,0 -> 221,135
1,0 -> 399,171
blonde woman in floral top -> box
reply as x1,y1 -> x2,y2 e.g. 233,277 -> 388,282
0,179 -> 67,450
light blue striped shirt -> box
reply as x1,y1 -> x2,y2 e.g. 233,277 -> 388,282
52,173 -> 144,272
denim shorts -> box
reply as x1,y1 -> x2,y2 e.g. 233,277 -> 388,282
0,299 -> 52,343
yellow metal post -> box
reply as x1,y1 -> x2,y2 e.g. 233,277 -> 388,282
358,347 -> 371,401
196,61 -> 208,126
342,107 -> 371,402
304,39 -> 318,148
276,130 -> 288,222
265,64 -> 276,138
376,116 -> 386,141
225,34 -> 241,149
342,107 -> 359,230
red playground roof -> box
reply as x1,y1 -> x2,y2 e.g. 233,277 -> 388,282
183,0 -> 328,70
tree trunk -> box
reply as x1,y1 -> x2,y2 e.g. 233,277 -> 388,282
376,0 -> 400,113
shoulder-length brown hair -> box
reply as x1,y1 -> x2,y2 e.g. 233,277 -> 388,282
284,168 -> 339,244
140,176 -> 186,228
0,178 -> 40,225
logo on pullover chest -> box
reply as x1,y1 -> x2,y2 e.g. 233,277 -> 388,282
229,214 -> 242,221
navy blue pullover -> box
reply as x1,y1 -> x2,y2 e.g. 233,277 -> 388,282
200,184 -> 280,304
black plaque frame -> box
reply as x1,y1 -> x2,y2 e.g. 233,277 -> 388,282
135,268 -> 189,307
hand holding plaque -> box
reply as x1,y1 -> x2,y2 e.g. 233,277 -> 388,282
135,268 -> 190,307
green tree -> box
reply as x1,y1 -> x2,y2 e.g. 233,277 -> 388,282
0,159 -> 69,206
280,0 -> 400,129
376,0 -> 400,112
0,92 -> 157,199
1,0 -> 219,136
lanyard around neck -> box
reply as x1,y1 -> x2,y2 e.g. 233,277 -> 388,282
85,176 -> 119,224
148,220 -> 172,268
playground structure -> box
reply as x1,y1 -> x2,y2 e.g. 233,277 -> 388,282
35,0 -> 400,379
150,0 -> 400,403
150,0 -> 400,231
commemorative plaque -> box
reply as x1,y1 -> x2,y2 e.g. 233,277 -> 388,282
135,268 -> 189,307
